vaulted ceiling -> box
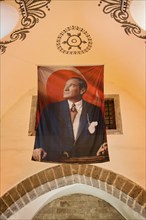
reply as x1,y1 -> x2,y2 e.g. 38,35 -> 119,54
1,0 -> 145,117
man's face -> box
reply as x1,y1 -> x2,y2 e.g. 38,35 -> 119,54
63,78 -> 85,102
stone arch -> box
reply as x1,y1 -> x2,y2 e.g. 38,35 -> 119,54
0,164 -> 146,219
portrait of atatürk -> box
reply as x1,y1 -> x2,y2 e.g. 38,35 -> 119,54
32,66 -> 109,163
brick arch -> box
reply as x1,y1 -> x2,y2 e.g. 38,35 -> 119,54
0,164 -> 146,219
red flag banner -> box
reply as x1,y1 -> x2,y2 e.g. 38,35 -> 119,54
32,66 -> 110,163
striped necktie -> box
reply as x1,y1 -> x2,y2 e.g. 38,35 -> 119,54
70,103 -> 78,123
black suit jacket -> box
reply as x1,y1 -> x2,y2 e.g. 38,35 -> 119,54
34,100 -> 108,162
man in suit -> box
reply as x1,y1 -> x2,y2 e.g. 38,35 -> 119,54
32,77 -> 109,162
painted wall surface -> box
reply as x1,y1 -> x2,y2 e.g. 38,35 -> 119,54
0,0 -> 145,195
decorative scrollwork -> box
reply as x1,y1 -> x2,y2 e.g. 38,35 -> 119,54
16,0 -> 50,28
0,0 -> 51,54
122,22 -> 145,38
0,44 -> 7,54
98,0 -> 146,40
0,0 -> 145,54
10,28 -> 30,41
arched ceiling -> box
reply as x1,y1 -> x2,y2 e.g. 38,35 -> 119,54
0,0 -> 145,117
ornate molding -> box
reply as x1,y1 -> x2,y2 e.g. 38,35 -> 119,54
56,26 -> 92,55
98,0 -> 146,40
0,0 -> 51,54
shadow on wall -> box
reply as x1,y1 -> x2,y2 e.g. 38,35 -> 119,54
0,164 -> 146,220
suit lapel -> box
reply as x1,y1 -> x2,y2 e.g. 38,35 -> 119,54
61,100 -> 74,144
75,101 -> 89,142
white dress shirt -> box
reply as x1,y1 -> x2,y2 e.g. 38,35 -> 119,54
68,100 -> 83,140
